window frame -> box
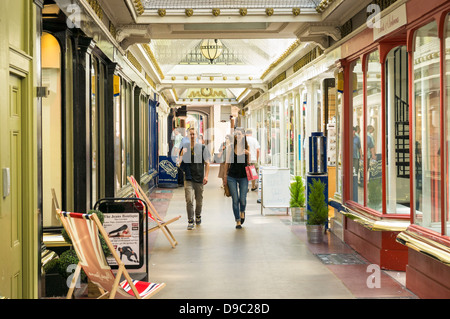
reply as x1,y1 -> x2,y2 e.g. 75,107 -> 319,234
344,10 -> 450,239
346,47 -> 412,219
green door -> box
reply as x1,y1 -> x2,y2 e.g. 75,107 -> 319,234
0,74 -> 23,299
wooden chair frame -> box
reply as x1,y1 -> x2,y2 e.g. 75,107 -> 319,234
57,210 -> 165,299
128,176 -> 181,248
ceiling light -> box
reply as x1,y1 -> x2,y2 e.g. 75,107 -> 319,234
200,39 -> 223,64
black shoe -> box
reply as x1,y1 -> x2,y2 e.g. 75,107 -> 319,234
196,216 -> 202,225
251,187 -> 257,191
240,212 -> 245,225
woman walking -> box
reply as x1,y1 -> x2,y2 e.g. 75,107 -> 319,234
224,128 -> 250,229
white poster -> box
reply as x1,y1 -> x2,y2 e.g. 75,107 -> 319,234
103,212 -> 142,268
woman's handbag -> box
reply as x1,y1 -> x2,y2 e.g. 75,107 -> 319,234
245,165 -> 258,181
224,184 -> 231,197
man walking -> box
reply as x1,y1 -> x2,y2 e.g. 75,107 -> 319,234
179,127 -> 210,230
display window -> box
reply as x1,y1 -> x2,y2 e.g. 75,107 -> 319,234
41,32 -> 63,228
294,93 -> 304,176
366,50 -> 383,211
114,75 -> 122,191
140,94 -> 149,176
349,49 -> 411,215
385,46 -> 410,215
445,13 -> 450,235
300,91 -> 307,176
91,56 -> 99,205
335,75 -> 344,198
287,98 -> 295,175
351,58 -> 365,206
270,102 -> 281,167
345,9 -> 450,237
264,104 -> 272,165
412,21 -> 441,231
114,76 -> 133,191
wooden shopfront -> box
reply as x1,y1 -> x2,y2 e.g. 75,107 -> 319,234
337,0 -> 450,298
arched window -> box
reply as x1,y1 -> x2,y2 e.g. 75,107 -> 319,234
41,32 -> 62,227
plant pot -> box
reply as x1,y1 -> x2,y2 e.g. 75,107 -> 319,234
306,224 -> 324,244
291,207 -> 305,223
44,273 -> 69,297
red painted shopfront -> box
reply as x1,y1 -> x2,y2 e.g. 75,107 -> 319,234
338,0 -> 450,298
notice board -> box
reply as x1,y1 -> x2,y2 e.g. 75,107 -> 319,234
261,167 -> 290,212
95,198 -> 146,270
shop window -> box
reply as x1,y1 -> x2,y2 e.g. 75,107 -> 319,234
301,91 -> 307,175
264,104 -> 272,165
65,37 -> 74,211
385,46 -> 411,214
89,57 -> 106,204
413,21 -> 441,231
125,82 -> 133,180
294,94 -> 303,176
91,57 -> 99,205
140,95 -> 149,175
113,75 -> 122,191
335,76 -> 344,197
366,50 -> 383,211
41,32 -> 62,228
113,77 -> 133,191
445,13 -> 450,235
288,99 -> 295,175
351,59 -> 365,205
271,102 -> 281,166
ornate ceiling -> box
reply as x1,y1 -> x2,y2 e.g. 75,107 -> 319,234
141,0 -> 320,9
94,0 -> 370,106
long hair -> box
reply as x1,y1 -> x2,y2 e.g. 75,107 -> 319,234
227,128 -> 249,164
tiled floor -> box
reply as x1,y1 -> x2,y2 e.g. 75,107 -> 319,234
137,164 -> 418,299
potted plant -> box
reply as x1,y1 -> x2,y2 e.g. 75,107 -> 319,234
306,178 -> 328,243
289,176 -> 306,223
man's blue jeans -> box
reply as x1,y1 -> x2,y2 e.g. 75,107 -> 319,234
226,176 -> 248,221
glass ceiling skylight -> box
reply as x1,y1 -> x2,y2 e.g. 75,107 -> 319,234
148,38 -> 298,78
142,0 -> 320,9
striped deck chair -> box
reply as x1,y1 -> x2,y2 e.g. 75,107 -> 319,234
57,210 -> 165,299
128,176 -> 181,248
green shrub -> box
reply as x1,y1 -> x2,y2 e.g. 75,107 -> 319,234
57,249 -> 87,282
289,176 -> 305,207
43,258 -> 60,275
307,178 -> 328,226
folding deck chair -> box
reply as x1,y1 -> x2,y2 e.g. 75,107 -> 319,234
128,175 -> 181,248
57,210 -> 165,299
51,188 -> 60,213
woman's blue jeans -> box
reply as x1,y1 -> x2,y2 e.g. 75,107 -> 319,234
227,176 -> 248,221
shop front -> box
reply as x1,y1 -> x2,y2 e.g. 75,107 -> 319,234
336,0 -> 450,298
245,45 -> 340,181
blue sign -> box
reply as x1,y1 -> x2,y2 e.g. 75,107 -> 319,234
158,156 -> 178,186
